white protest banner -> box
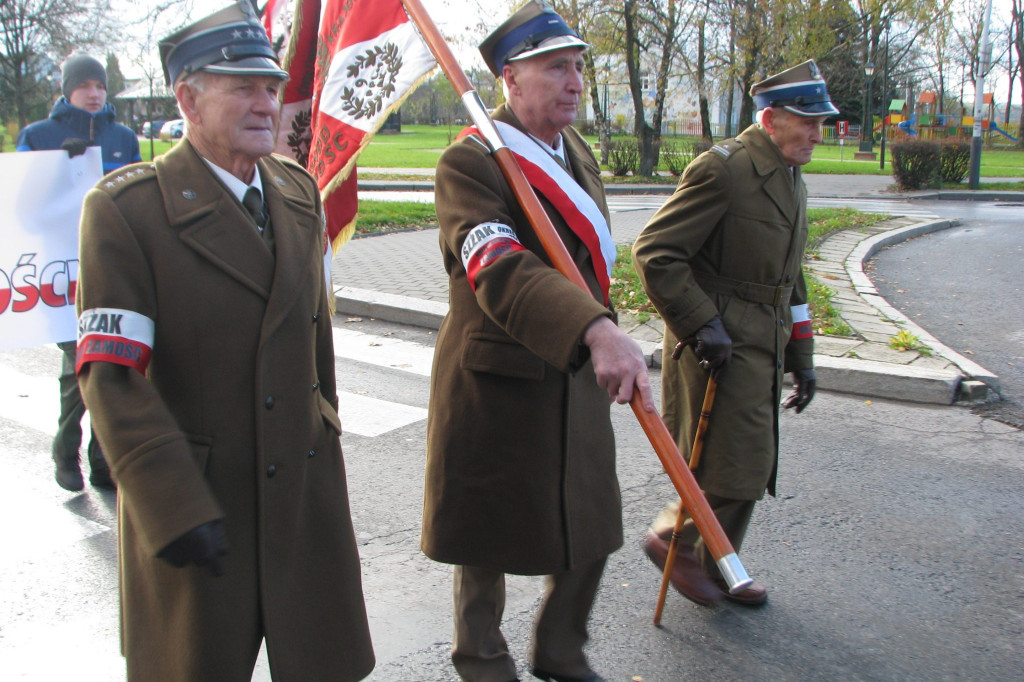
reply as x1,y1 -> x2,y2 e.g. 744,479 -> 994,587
0,147 -> 103,351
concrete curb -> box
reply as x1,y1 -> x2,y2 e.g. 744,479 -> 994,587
332,207 -> 1003,406
845,219 -> 1002,395
334,286 -> 447,329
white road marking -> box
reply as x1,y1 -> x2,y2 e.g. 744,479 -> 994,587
0,326 -> 434,440
332,325 -> 434,377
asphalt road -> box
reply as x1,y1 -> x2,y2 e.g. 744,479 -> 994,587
869,199 -> 1024,427
2,314 -> 1022,681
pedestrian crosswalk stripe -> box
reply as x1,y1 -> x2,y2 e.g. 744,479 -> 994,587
0,326 -> 435,441
0,362 -> 62,436
337,392 -> 427,437
332,326 -> 433,377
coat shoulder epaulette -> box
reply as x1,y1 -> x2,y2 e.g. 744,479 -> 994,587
96,161 -> 157,196
709,138 -> 745,160
269,152 -> 308,176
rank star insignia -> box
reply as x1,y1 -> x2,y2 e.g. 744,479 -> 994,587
233,29 -> 243,40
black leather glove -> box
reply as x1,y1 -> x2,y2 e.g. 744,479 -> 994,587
60,138 -> 90,158
157,520 -> 229,576
692,316 -> 732,381
782,368 -> 817,413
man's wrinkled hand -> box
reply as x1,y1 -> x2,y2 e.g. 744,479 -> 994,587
583,317 -> 655,412
782,368 -> 816,413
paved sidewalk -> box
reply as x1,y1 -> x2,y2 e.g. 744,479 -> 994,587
332,174 -> 1009,405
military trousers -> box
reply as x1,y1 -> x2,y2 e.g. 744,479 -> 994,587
452,557 -> 606,682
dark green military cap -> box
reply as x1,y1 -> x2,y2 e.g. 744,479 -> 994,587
159,1 -> 288,87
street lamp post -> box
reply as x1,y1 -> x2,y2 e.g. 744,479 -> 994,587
879,28 -> 890,169
859,62 -> 876,154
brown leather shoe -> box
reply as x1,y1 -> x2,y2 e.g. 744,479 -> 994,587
713,577 -> 768,606
642,530 -> 724,606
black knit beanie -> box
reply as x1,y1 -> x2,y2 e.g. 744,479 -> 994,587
61,54 -> 107,99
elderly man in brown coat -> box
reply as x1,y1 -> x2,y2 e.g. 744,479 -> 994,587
632,60 -> 839,608
421,3 -> 654,682
74,3 -> 374,680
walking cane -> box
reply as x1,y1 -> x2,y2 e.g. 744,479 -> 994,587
400,0 -> 752,595
653,375 -> 717,626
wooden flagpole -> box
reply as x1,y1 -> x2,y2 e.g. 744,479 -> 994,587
398,0 -> 752,596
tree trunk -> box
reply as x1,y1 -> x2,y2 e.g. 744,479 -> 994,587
697,19 -> 712,141
624,1 -> 656,176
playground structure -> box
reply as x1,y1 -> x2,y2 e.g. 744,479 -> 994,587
823,91 -> 1021,146
884,91 -> 1019,143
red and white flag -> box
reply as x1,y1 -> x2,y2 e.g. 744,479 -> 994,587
264,0 -> 436,252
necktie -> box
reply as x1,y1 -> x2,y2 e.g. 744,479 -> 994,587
242,187 -> 268,232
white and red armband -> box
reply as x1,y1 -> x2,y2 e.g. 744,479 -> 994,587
461,222 -> 525,291
76,308 -> 155,375
790,303 -> 813,341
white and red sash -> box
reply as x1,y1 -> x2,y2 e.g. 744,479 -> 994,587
461,121 -> 615,304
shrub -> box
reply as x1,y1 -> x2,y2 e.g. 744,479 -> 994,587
938,140 -> 971,184
891,139 -> 940,190
607,140 -> 641,176
660,139 -> 712,176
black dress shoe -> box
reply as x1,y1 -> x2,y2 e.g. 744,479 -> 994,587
55,460 -> 84,492
89,467 -> 116,490
531,667 -> 605,682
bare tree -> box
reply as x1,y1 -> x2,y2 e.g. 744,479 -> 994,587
1,0 -> 118,129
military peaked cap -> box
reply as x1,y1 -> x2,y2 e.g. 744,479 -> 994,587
750,60 -> 840,117
159,0 -> 288,87
479,1 -> 589,78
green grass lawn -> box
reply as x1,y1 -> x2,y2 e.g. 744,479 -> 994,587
357,124 -> 1024,179
11,122 -> 1024,179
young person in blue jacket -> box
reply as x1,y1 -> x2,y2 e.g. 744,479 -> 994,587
17,53 -> 142,492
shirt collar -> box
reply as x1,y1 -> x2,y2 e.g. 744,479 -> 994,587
201,157 -> 263,205
528,131 -> 567,165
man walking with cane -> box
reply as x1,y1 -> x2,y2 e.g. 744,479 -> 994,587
633,60 -> 838,607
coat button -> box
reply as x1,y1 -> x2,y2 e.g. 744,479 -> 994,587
308,449 -> 317,458
267,465 -> 277,477
312,381 -> 319,392
265,396 -> 275,410
785,275 -> 793,283
779,319 -> 785,326
777,360 -> 783,368
312,312 -> 320,323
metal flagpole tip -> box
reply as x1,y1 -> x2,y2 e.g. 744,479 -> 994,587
717,553 -> 754,594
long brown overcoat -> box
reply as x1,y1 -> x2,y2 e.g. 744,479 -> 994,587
76,141 -> 374,681
421,105 -> 623,576
632,124 -> 814,501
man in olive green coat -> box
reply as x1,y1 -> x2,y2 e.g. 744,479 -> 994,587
632,60 -> 839,607
422,3 -> 653,682
74,4 -> 373,680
